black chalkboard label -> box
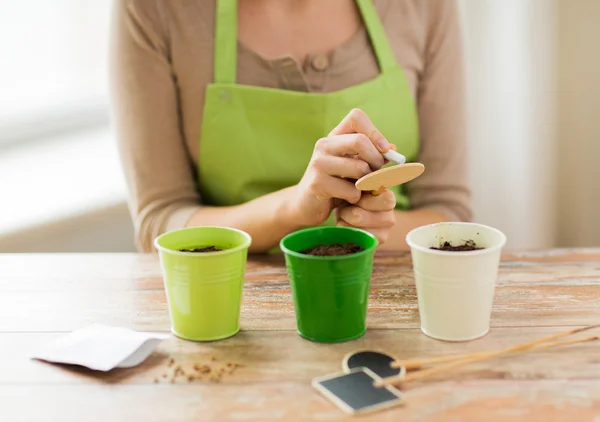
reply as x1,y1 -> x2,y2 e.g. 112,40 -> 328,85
343,350 -> 403,378
312,367 -> 404,414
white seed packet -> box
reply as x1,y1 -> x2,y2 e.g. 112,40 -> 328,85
31,324 -> 170,371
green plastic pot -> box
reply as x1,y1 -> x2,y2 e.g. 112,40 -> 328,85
154,226 -> 251,341
280,226 -> 378,343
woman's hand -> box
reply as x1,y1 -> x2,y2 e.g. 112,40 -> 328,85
336,190 -> 397,244
289,108 -> 391,228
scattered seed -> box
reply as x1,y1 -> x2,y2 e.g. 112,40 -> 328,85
156,358 -> 239,386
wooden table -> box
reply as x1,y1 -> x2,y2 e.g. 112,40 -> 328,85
1,250 -> 599,422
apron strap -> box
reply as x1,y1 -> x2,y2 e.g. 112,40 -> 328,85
214,0 -> 237,84
355,0 -> 397,73
213,0 -> 396,84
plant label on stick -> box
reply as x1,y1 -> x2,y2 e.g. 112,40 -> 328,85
342,350 -> 405,379
312,367 -> 404,415
355,163 -> 425,195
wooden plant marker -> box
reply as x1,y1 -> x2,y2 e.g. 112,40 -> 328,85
355,163 -> 425,196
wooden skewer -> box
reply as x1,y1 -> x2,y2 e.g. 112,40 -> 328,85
396,335 -> 600,371
390,324 -> 600,370
380,336 -> 598,386
376,324 -> 600,387
395,335 -> 598,371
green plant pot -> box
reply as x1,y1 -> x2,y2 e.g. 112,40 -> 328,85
154,226 -> 251,341
280,226 -> 378,343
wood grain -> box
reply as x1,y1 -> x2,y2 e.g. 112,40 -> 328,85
1,252 -> 599,332
1,381 -> 599,422
0,251 -> 599,421
6,328 -> 600,385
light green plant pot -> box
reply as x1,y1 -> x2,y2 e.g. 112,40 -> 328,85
154,226 -> 251,341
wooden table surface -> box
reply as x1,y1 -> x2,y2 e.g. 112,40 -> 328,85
1,250 -> 599,422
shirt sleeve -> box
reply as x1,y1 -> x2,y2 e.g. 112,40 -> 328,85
405,0 -> 473,222
109,0 -> 201,252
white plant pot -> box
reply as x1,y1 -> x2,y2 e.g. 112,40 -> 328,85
406,222 -> 507,342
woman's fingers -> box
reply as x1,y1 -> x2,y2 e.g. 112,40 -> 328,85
315,133 -> 384,170
294,109 -> 396,228
337,205 -> 396,228
356,189 -> 396,212
308,173 -> 362,205
328,108 -> 391,153
310,155 -> 372,180
336,220 -> 390,244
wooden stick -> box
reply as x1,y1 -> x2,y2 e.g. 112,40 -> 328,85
396,336 -> 597,371
371,186 -> 386,196
397,335 -> 599,371
377,325 -> 600,387
383,336 -> 598,385
390,324 -> 600,369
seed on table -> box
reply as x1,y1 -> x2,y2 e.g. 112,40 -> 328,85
188,376 -> 194,382
154,378 -> 159,383
162,374 -> 168,378
168,358 -> 175,367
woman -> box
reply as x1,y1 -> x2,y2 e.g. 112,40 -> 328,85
109,0 -> 471,253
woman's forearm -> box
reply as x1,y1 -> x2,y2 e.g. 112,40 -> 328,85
186,185 -> 448,253
379,208 -> 449,251
185,186 -> 303,253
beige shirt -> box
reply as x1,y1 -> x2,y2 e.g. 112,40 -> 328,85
109,0 -> 472,252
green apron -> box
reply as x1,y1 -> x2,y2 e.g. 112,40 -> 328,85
198,0 -> 419,215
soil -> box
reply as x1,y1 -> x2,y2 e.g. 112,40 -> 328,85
431,240 -> 483,252
179,246 -> 222,253
301,243 -> 364,256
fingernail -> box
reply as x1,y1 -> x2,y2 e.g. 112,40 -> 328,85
377,139 -> 390,151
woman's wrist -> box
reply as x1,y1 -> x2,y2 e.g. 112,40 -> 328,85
273,185 -> 306,234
